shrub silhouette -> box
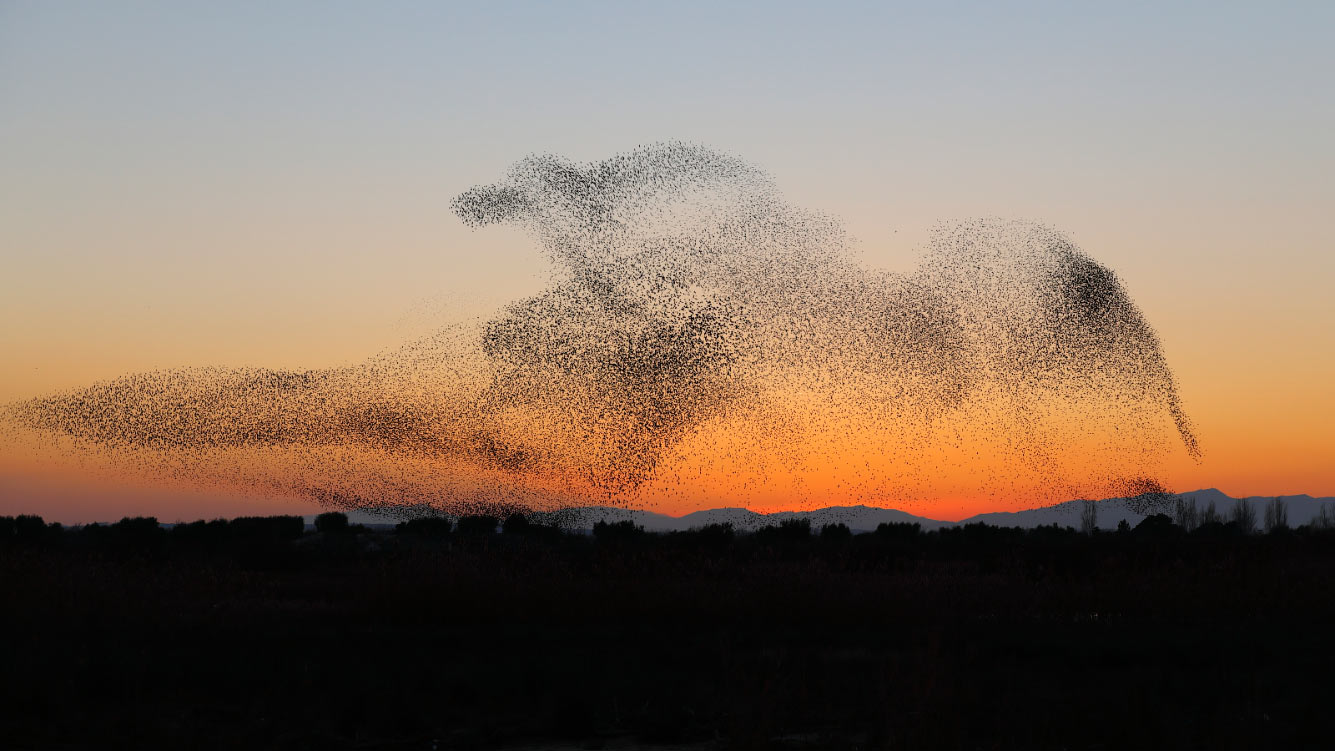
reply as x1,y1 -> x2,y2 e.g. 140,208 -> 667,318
24,515 -> 49,541
396,517 -> 453,538
690,522 -> 735,545
1133,513 -> 1179,539
78,521 -> 109,545
230,515 -> 305,541
509,516 -> 564,542
1024,522 -> 1079,544
755,518 -> 812,546
170,519 -> 231,547
875,521 -> 921,539
943,521 -> 1030,547
502,513 -> 531,535
314,512 -> 350,534
1193,520 -> 1241,538
820,522 -> 852,543
115,516 -> 161,535
456,515 -> 500,536
165,516 -> 303,567
592,519 -> 644,542
110,516 -> 166,555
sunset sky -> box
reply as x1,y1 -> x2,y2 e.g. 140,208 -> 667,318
2,2 -> 1332,522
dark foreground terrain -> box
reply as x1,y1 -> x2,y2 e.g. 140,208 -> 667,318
3,512 -> 1334,750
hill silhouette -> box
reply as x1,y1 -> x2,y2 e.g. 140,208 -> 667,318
495,488 -> 1335,532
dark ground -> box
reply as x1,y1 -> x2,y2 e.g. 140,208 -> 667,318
3,514 -> 1334,750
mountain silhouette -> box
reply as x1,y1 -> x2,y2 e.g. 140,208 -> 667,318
329,488 -> 1329,532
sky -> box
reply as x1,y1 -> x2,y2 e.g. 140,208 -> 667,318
2,1 -> 1332,522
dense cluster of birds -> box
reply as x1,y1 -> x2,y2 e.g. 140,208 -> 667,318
4,143 -> 1199,517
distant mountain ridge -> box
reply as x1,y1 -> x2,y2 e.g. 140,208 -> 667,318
310,489 -> 1335,532
509,489 -> 1335,533
525,504 -> 938,533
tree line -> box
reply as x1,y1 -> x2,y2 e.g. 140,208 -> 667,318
5,496 -> 1334,559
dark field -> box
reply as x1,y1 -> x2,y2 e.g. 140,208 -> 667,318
3,514 -> 1334,750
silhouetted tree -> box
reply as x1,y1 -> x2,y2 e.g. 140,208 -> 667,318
689,522 -> 735,548
78,522 -> 109,545
1080,501 -> 1098,535
1230,500 -> 1257,535
1116,519 -> 1131,534
1263,497 -> 1288,533
10,515 -> 51,544
0,515 -> 64,546
1313,504 -> 1335,531
820,522 -> 852,543
1174,497 -> 1200,531
110,516 -> 166,555
315,512 -> 349,534
1201,500 -> 1221,526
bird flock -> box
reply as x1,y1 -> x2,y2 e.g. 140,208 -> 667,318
5,143 -> 1199,518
